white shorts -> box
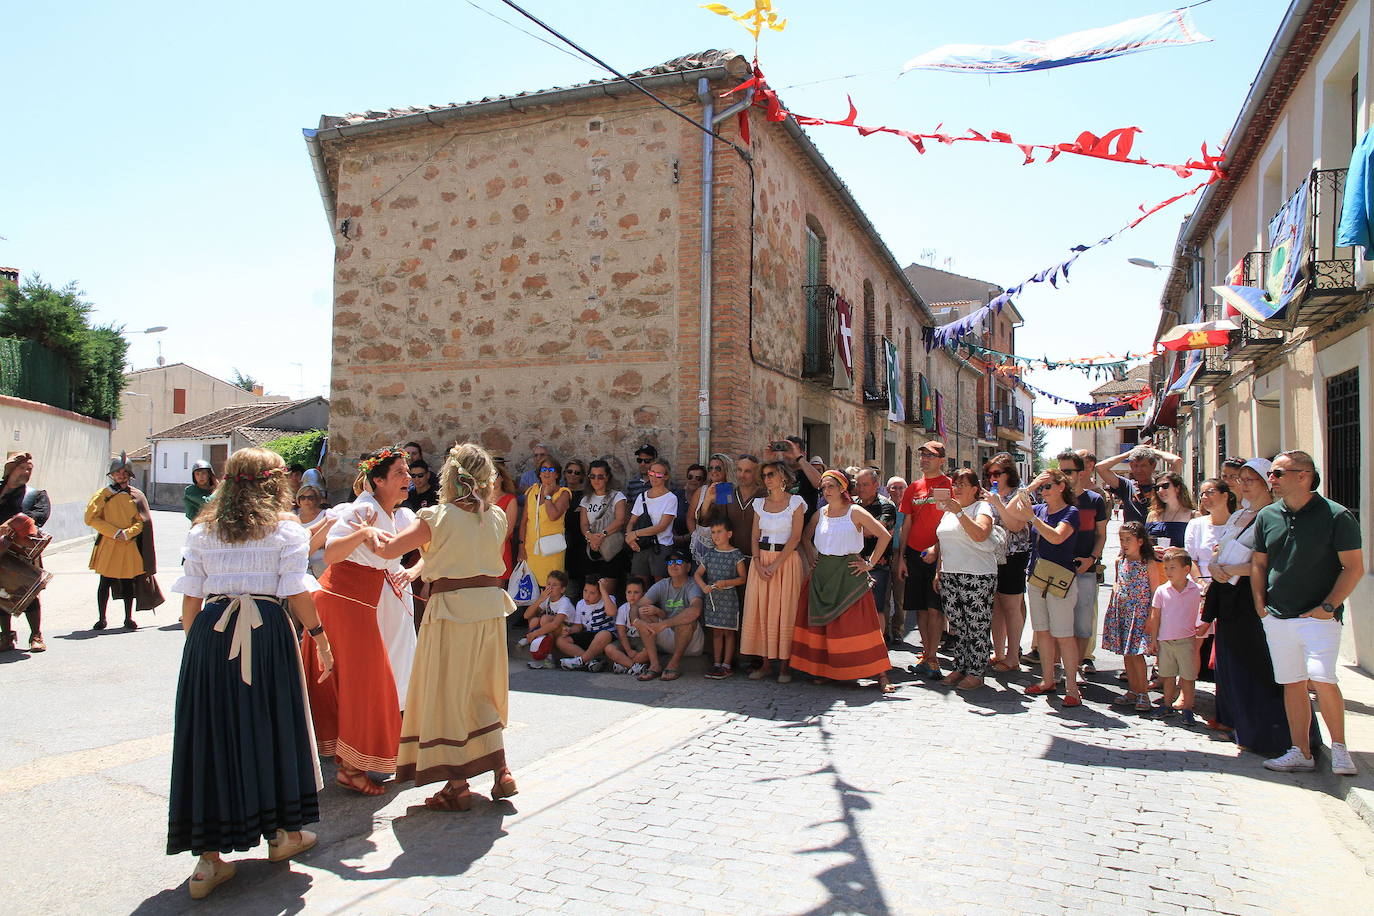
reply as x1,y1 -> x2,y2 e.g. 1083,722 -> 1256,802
1027,580 -> 1079,639
1261,614 -> 1342,684
653,620 -> 705,656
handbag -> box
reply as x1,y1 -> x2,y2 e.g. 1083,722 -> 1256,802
988,524 -> 1009,565
1028,557 -> 1074,599
531,488 -> 567,556
506,560 -> 536,605
585,495 -> 625,559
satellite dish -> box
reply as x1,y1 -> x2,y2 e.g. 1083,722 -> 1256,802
157,356 -> 166,366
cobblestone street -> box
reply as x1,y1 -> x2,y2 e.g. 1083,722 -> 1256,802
5,513 -> 1374,915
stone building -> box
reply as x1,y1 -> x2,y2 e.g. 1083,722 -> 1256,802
114,363 -> 284,459
304,50 -> 973,486
1149,0 -> 1373,669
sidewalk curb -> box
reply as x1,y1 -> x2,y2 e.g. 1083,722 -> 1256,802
1316,744 -> 1374,832
45,533 -> 95,556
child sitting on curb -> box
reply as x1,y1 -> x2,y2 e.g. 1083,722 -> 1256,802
558,580 -> 617,671
605,577 -> 650,676
520,570 -> 573,670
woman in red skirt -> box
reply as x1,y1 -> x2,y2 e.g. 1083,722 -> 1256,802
302,446 -> 409,795
791,470 -> 895,693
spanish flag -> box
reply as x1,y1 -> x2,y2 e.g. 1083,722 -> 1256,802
1157,319 -> 1236,352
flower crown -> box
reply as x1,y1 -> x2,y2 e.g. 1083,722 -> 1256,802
234,467 -> 285,484
358,446 -> 406,475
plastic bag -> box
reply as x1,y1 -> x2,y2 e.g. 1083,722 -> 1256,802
507,560 -> 536,605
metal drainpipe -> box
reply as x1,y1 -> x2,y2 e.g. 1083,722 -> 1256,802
696,77 -> 754,463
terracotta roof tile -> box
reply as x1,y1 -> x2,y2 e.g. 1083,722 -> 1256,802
149,400 -> 312,440
320,50 -> 741,129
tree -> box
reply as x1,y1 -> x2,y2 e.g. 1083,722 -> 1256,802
0,275 -> 129,420
1031,422 -> 1050,474
262,430 -> 326,469
231,368 -> 259,392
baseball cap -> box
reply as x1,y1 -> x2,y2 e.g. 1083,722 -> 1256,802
635,443 -> 658,459
919,441 -> 946,457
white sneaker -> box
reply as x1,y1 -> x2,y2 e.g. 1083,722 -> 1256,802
516,637 -> 529,647
1264,746 -> 1316,772
611,662 -> 630,675
1331,742 -> 1358,776
559,657 -> 585,670
527,658 -> 553,670
628,662 -> 648,676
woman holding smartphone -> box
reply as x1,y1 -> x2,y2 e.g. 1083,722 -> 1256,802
692,453 -> 734,563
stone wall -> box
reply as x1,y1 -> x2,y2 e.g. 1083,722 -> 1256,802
320,76 -> 971,486
324,94 -> 696,484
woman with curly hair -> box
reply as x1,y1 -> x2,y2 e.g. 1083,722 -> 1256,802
301,446 -> 410,796
168,447 -> 334,899
374,442 -> 519,811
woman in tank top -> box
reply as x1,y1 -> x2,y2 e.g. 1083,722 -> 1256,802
790,470 -> 895,692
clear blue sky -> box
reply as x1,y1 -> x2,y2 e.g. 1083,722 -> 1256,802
3,0 -> 1287,448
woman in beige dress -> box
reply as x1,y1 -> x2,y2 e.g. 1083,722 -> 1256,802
374,442 -> 518,811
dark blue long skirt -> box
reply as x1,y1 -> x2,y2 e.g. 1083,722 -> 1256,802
1209,579 -> 1316,757
167,596 -> 321,855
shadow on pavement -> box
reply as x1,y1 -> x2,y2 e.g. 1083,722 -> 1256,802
133,860 -> 313,915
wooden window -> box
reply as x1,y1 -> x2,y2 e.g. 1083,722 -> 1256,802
173,388 -> 187,415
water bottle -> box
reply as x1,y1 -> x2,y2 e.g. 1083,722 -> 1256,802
990,480 -> 1000,495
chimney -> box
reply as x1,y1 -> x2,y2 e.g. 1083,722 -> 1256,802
252,385 -> 265,396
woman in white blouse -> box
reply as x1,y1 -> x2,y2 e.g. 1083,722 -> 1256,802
740,459 -> 807,682
169,447 -> 335,900
933,469 -> 999,690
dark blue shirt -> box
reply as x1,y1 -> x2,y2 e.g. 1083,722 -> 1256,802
1032,503 -> 1080,570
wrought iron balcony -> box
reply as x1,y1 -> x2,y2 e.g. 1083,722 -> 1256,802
1226,315 -> 1283,361
801,284 -> 836,383
994,405 -> 1026,438
1263,168 -> 1363,327
861,332 -> 888,407
1196,304 -> 1232,384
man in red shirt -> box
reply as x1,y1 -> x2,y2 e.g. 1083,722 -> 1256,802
896,441 -> 954,676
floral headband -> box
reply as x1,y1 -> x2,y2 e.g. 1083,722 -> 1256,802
358,446 -> 405,475
234,467 -> 285,484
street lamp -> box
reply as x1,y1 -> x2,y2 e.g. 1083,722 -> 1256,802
1127,257 -> 1185,274
120,325 -> 170,366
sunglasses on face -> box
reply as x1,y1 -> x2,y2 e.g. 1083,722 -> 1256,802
648,471 -> 667,479
409,471 -> 426,478
688,474 -> 705,482
588,473 -> 607,480
1268,468 -> 1305,478
566,469 -> 584,476
540,466 -> 557,473
988,470 -> 1009,477
709,465 -> 724,472
1156,482 -> 1172,490
667,559 -> 686,566
762,471 -> 779,479
636,457 -> 653,464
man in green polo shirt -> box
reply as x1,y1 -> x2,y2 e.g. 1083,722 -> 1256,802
1251,449 -> 1363,777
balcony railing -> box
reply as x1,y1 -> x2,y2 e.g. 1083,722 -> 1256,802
994,405 -> 1026,436
801,284 -> 836,383
1196,305 -> 1231,384
862,332 -> 887,407
1226,315 -> 1283,361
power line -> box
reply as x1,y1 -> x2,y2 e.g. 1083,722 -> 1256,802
461,0 -> 588,66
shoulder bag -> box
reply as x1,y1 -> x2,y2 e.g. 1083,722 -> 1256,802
585,494 -> 625,559
532,488 -> 567,557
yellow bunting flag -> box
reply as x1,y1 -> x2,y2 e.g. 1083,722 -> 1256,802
701,1 -> 787,41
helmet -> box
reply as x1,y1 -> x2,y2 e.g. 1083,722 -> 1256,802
108,452 -> 132,476
192,460 -> 213,473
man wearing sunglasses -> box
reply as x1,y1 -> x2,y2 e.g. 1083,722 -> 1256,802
403,459 -> 440,512
1058,450 -> 1107,675
1096,443 -> 1184,526
1251,450 -> 1363,776
625,443 -> 658,509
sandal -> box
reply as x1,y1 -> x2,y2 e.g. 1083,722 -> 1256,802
1112,692 -> 1139,707
28,634 -> 46,653
425,783 -> 473,811
776,672 -> 792,684
956,676 -> 984,691
268,829 -> 317,862
336,768 -> 385,796
660,668 -> 681,682
188,859 -> 236,900
1024,683 -> 1057,696
747,667 -> 767,680
492,770 -> 519,800
878,676 -> 897,694
637,668 -> 662,681
991,661 -> 1017,673
1062,695 -> 1083,708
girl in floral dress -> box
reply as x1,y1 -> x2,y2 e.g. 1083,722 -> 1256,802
1102,522 -> 1163,711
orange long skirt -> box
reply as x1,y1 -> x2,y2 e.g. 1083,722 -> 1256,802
302,561 -> 401,773
740,550 -> 803,660
790,590 -> 891,681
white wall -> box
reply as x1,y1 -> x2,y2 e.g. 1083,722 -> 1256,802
0,395 -> 112,541
151,438 -> 223,508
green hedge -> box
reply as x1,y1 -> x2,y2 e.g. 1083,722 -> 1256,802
262,429 -> 326,468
